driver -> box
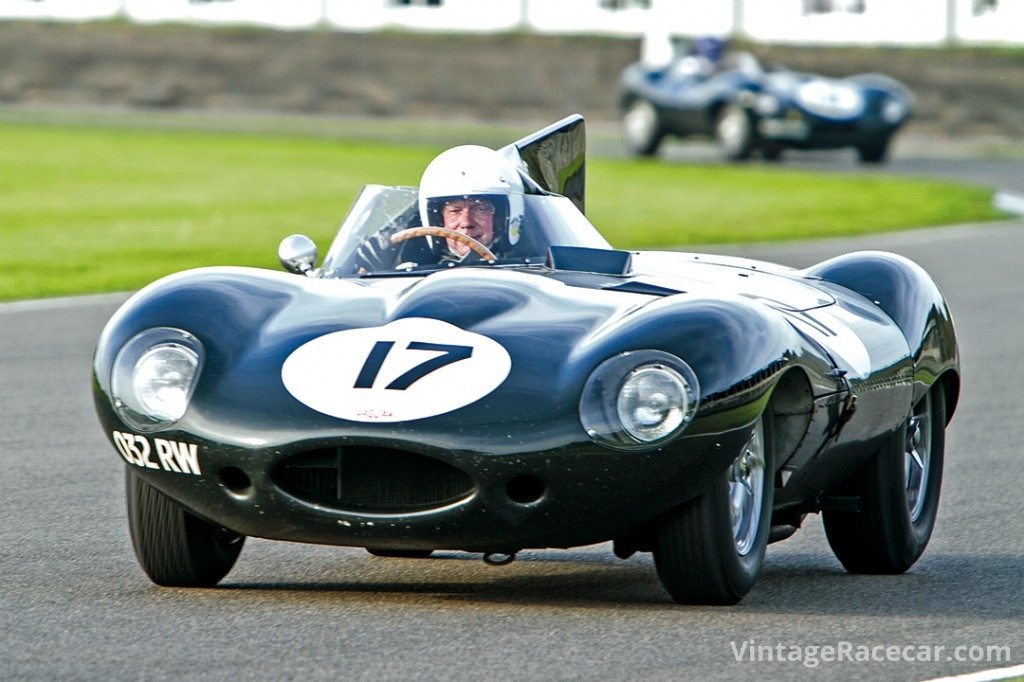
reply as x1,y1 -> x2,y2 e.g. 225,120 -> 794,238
354,145 -> 525,272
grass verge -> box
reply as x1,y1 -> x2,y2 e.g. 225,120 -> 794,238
0,119 -> 1006,300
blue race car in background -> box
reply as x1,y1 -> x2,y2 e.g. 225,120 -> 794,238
619,38 -> 912,162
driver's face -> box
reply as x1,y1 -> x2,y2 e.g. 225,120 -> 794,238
441,198 -> 495,256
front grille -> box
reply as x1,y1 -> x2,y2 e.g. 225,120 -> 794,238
273,447 -> 475,513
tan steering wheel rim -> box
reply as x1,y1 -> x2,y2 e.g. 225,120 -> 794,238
389,226 -> 496,263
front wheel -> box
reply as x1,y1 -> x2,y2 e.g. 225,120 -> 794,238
622,99 -> 664,157
822,387 -> 946,574
126,469 -> 244,587
715,103 -> 755,161
857,137 -> 891,164
653,412 -> 774,605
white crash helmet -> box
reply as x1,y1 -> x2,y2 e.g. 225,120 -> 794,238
418,145 -> 525,246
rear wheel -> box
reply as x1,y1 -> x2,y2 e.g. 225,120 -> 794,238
623,99 -> 664,157
653,411 -> 774,604
822,387 -> 945,573
857,137 -> 891,164
126,469 -> 244,587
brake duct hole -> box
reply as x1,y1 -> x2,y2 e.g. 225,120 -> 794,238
219,467 -> 253,498
506,474 -> 545,504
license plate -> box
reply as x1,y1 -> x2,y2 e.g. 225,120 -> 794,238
760,118 -> 809,140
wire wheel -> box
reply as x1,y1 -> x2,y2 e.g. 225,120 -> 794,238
715,103 -> 755,160
623,100 -> 663,156
904,391 -> 933,523
653,410 -> 774,605
823,387 -> 946,574
730,421 -> 766,557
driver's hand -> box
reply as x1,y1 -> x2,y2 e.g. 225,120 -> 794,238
353,230 -> 395,273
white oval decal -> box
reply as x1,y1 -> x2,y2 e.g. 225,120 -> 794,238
282,318 -> 511,422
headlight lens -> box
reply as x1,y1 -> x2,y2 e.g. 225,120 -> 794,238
133,345 -> 199,420
580,350 -> 700,449
111,328 -> 203,432
881,98 -> 907,124
616,365 -> 690,441
755,93 -> 781,117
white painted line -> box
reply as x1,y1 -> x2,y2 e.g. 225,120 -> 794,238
993,191 -> 1024,216
924,663 -> 1024,682
0,292 -> 132,314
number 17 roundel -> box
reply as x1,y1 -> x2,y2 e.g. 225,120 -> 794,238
281,317 -> 512,422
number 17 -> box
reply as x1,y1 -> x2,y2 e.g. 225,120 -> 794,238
354,341 -> 473,391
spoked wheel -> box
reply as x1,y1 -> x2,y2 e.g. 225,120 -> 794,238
126,469 -> 244,587
715,103 -> 755,161
823,387 -> 946,574
653,412 -> 774,605
623,99 -> 664,157
366,548 -> 434,559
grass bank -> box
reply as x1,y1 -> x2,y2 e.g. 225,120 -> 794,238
0,120 -> 1005,300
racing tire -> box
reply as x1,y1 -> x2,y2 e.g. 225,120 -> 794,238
762,144 -> 785,162
126,469 -> 244,587
622,99 -> 664,157
822,387 -> 945,574
856,138 -> 891,164
366,548 -> 434,559
653,410 -> 774,605
715,103 -> 756,161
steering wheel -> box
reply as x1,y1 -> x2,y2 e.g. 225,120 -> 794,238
389,226 -> 496,263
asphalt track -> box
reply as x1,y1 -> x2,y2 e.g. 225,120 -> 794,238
646,138 -> 1024,198
2,185 -> 1023,679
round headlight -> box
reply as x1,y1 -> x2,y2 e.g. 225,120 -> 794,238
881,98 -> 907,124
111,328 -> 204,432
616,365 -> 691,442
133,345 -> 199,421
579,350 -> 700,450
755,94 -> 781,117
